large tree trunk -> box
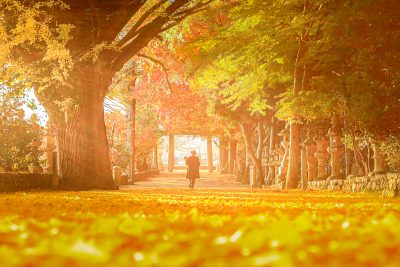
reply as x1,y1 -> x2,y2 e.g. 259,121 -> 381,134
11,0 -> 214,189
285,123 -> 300,189
285,38 -> 308,189
55,76 -> 116,190
239,122 -> 265,188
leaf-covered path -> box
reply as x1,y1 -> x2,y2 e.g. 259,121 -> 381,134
0,182 -> 400,266
123,170 -> 246,189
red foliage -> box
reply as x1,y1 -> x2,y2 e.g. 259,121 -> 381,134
134,40 -> 225,136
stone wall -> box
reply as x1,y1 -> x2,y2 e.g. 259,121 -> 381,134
127,169 -> 160,185
306,173 -> 400,197
0,173 -> 56,192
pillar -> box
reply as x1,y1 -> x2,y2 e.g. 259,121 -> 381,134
153,144 -> 158,170
314,126 -> 329,180
327,117 -> 344,179
369,138 -> 385,173
207,136 -> 213,173
229,139 -> 237,174
168,133 -> 174,172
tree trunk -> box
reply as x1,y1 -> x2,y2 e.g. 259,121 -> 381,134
285,37 -> 308,189
56,84 -> 116,190
349,127 -> 367,176
242,154 -> 250,185
219,139 -> 228,172
153,144 -> 158,170
300,145 -> 308,190
239,122 -> 265,187
267,117 -> 277,185
365,132 -> 371,173
128,98 -> 136,182
286,124 -> 300,189
256,121 -> 265,188
207,136 -> 213,173
229,139 -> 237,174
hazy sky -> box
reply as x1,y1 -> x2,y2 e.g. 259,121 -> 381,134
23,89 -> 48,126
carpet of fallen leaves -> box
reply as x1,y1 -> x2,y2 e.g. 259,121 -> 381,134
0,189 -> 400,267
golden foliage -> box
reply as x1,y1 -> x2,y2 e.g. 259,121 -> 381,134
0,190 -> 399,266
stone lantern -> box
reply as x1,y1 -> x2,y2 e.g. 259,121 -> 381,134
305,128 -> 318,182
314,125 -> 329,180
113,166 -> 122,185
277,128 -> 290,182
327,116 -> 344,180
369,138 -> 385,174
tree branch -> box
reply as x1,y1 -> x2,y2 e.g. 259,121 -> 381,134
137,53 -> 173,93
111,0 -> 214,74
117,0 -> 168,49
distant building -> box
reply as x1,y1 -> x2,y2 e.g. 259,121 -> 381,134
160,135 -> 219,168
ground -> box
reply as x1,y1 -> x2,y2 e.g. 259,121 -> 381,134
0,171 -> 400,267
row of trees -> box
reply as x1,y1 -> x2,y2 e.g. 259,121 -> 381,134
0,0 -> 216,189
104,36 -> 234,176
177,0 -> 400,187
1,0 -> 399,189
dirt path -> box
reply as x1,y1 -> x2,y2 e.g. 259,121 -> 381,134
121,170 -> 247,189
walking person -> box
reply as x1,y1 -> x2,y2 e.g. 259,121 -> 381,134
186,150 -> 200,188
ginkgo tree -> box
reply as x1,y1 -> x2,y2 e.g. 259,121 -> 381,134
0,0 -> 214,189
183,0 -> 400,188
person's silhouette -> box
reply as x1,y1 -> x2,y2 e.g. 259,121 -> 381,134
186,151 -> 200,188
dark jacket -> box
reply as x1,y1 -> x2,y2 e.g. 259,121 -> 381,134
186,156 -> 200,179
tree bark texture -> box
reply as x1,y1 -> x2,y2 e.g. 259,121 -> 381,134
56,69 -> 116,190
285,123 -> 300,189
18,1 -> 211,190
